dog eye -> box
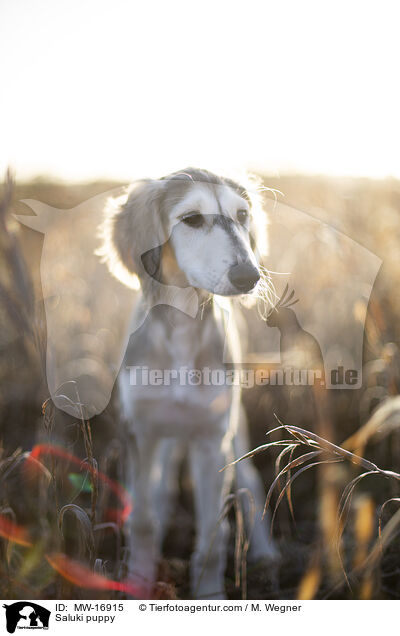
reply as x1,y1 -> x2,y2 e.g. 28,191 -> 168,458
237,209 -> 249,224
182,213 -> 204,228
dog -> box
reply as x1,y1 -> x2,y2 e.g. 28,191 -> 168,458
99,168 -> 277,599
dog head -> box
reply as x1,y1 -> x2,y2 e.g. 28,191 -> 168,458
100,167 -> 268,299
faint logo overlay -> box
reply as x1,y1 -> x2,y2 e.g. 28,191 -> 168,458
14,184 -> 381,419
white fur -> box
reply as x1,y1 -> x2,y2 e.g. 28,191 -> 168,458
99,168 -> 277,599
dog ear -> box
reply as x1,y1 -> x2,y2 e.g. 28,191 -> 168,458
98,179 -> 167,291
98,179 -> 199,317
113,179 -> 166,275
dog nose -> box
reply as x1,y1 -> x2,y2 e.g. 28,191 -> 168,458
228,262 -> 260,292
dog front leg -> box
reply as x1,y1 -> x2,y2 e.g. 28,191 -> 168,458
152,439 -> 184,551
189,436 -> 230,600
127,431 -> 159,597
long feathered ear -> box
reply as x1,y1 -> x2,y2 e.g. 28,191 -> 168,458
97,179 -> 166,291
97,179 -> 199,317
113,179 -> 166,274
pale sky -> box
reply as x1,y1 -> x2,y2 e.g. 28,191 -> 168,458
0,0 -> 399,182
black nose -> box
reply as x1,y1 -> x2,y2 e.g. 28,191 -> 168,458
228,262 -> 260,292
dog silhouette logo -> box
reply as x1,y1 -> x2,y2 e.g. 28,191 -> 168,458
15,185 -> 382,414
3,602 -> 50,633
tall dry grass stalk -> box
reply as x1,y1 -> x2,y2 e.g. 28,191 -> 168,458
226,420 -> 400,599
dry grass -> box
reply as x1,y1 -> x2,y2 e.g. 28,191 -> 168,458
227,420 -> 400,598
1,172 -> 400,599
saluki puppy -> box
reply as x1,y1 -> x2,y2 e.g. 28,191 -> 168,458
99,168 -> 277,599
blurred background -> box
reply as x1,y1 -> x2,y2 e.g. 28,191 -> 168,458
1,0 -> 400,601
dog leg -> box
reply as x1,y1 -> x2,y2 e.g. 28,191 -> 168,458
152,439 -> 184,551
127,431 -> 159,597
233,407 -> 279,562
189,436 -> 229,600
